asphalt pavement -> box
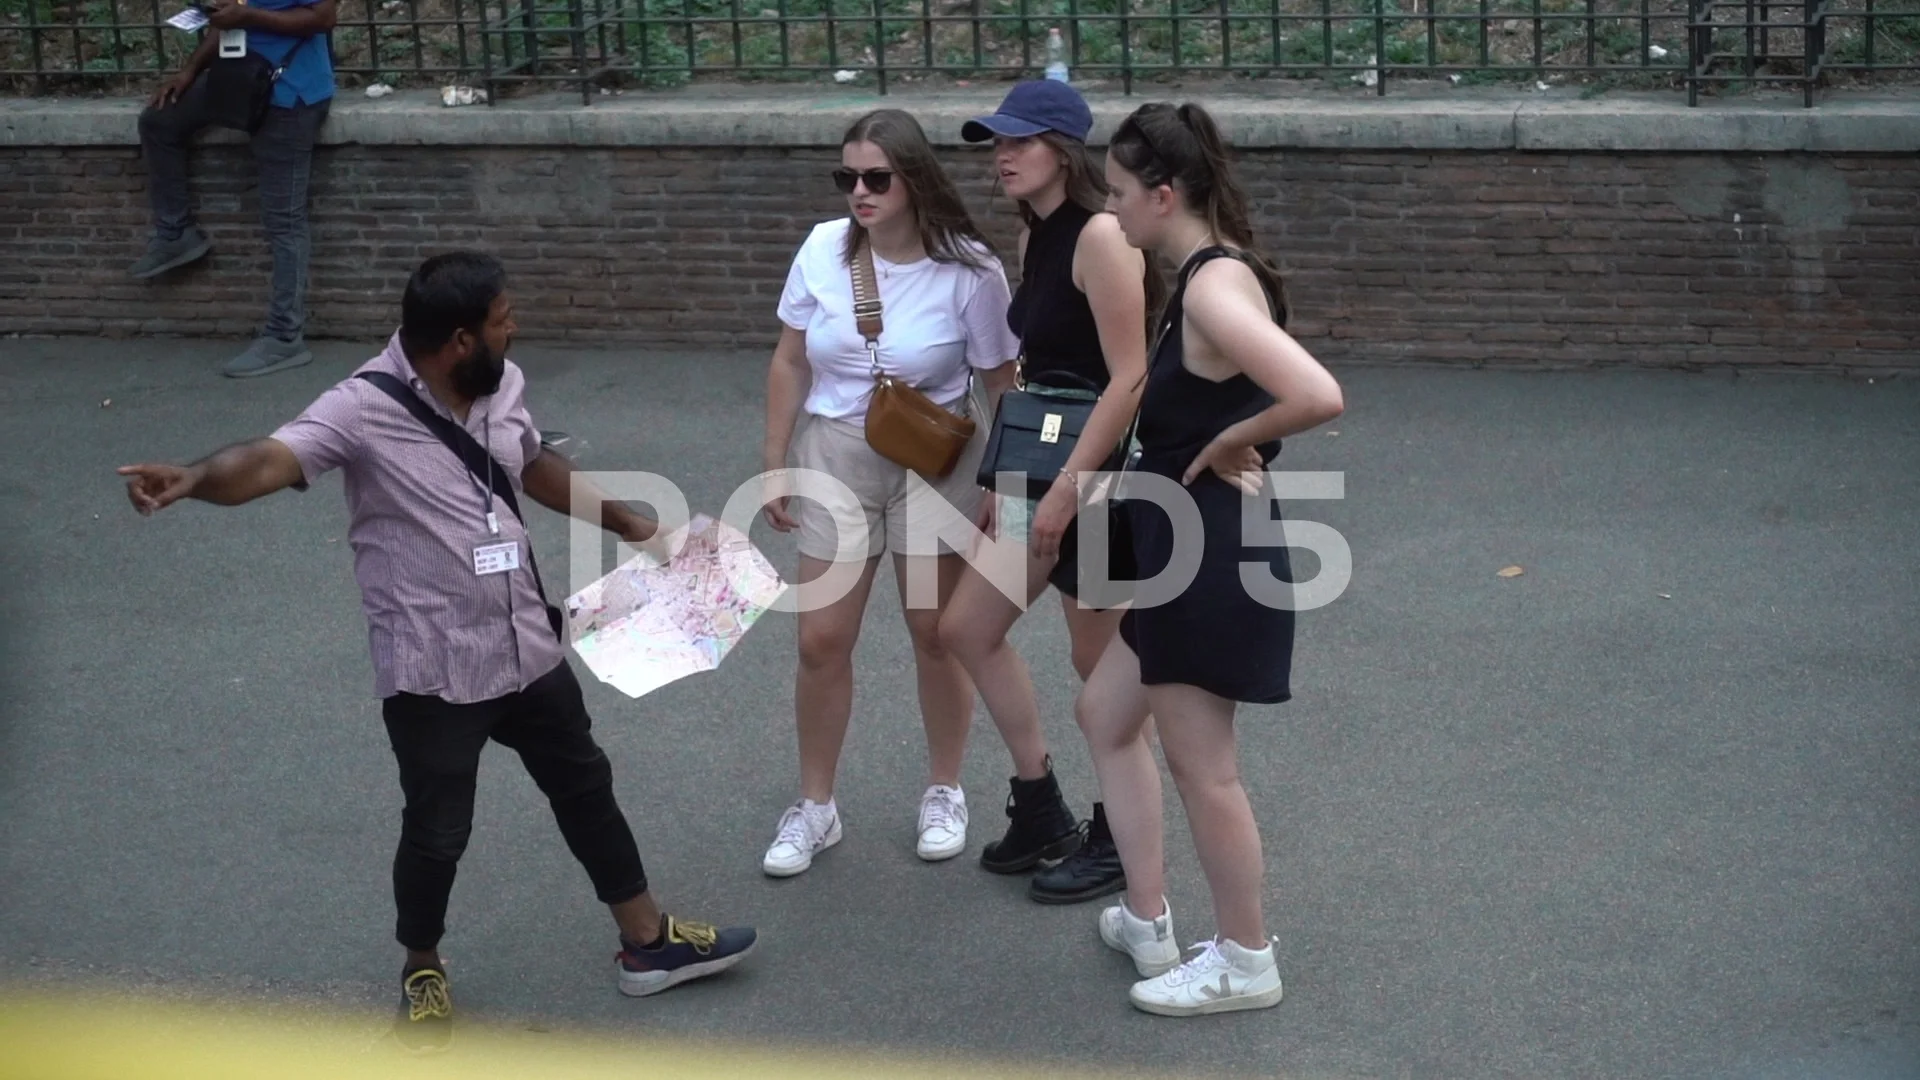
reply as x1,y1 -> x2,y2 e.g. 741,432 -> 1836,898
1,337 -> 1916,1079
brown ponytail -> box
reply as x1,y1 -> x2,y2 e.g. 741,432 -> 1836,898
1109,102 -> 1289,327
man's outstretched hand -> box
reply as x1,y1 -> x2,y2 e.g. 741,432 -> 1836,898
116,439 -> 304,511
119,463 -> 201,516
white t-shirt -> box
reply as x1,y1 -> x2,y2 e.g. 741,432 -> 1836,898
777,217 -> 1021,423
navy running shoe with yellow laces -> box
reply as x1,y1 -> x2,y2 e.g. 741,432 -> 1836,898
616,914 -> 757,997
392,966 -> 453,1053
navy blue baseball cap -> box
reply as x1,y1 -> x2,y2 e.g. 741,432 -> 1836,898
962,80 -> 1094,143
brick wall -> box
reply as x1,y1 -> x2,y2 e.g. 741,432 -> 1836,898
3,144 -> 1916,370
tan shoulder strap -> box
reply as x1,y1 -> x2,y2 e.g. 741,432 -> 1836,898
850,238 -> 884,373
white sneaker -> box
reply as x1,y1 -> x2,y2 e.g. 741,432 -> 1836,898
1128,937 -> 1284,1017
762,799 -> 841,877
1098,896 -> 1181,977
915,785 -> 968,861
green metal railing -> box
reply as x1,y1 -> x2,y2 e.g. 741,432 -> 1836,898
3,0 -> 1916,105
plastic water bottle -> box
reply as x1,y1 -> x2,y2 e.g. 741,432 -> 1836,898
1045,27 -> 1069,82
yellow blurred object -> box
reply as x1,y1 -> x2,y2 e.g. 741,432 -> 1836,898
0,988 -> 1193,1080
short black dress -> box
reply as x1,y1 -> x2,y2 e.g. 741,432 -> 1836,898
1117,247 -> 1295,705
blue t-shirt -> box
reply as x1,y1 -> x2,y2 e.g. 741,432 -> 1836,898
244,0 -> 335,108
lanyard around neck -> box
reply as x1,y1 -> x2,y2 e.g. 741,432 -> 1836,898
457,413 -> 499,536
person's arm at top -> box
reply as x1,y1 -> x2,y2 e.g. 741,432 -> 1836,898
205,0 -> 338,36
152,1 -> 337,108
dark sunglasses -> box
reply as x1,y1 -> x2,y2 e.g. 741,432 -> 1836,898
831,167 -> 894,195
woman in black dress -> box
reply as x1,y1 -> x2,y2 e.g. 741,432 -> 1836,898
1079,102 -> 1345,1017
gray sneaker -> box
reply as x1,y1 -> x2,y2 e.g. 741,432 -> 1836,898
129,228 -> 212,279
222,335 -> 313,378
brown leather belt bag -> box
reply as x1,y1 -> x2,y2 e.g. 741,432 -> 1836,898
852,239 -> 975,478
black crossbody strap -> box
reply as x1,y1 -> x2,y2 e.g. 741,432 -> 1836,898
356,370 -> 526,524
354,371 -> 555,616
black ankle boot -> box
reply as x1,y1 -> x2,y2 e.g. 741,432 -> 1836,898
1027,801 -> 1126,904
978,761 -> 1082,874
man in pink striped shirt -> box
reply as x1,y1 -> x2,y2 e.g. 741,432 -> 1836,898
119,252 -> 757,1045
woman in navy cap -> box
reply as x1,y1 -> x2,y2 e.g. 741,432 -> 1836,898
939,80 -> 1255,906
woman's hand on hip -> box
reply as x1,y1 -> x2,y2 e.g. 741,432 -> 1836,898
1182,437 -> 1266,496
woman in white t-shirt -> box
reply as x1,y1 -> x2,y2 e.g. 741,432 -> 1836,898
758,108 -> 1021,878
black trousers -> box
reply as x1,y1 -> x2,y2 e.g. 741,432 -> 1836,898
137,71 -> 329,340
381,661 -> 648,951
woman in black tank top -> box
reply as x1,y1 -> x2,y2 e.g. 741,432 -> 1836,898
1079,102 -> 1345,1018
940,80 -> 1183,906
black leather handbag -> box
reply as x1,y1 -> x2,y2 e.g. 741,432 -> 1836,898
203,35 -> 315,133
1093,412 -> 1144,588
975,367 -> 1123,501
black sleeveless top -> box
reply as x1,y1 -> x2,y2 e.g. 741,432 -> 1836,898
1006,201 -> 1109,389
1134,246 -> 1284,476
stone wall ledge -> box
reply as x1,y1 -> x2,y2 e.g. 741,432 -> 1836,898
4,86 -> 1917,153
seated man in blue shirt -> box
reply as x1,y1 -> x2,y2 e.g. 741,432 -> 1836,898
134,0 -> 337,378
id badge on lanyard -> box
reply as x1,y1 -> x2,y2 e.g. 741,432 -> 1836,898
466,421 -> 520,576
474,541 -> 520,577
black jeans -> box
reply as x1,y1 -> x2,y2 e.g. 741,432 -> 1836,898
137,71 -> 329,340
381,661 -> 649,951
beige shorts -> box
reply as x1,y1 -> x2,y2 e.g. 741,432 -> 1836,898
790,390 -> 988,562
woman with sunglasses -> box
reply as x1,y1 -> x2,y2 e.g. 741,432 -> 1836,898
1080,102 -> 1343,1016
758,109 -> 1021,878
933,80 -> 1158,905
